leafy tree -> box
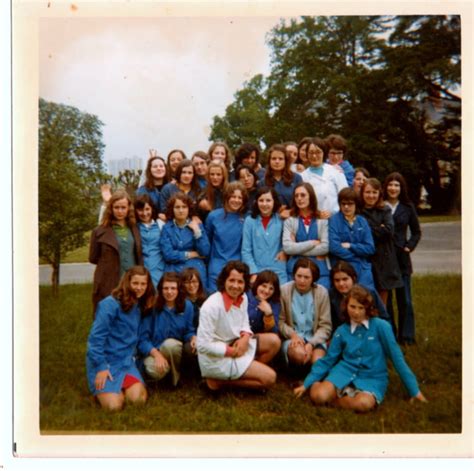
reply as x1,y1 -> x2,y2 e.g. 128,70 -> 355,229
111,169 -> 143,197
209,15 -> 461,212
39,98 -> 106,294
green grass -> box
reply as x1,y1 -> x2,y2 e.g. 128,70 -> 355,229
39,231 -> 91,264
418,214 -> 461,224
39,275 -> 462,434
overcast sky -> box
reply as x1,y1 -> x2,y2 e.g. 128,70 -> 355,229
39,17 -> 280,163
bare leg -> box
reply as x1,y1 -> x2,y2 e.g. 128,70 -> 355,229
311,347 -> 326,364
206,360 -> 276,391
255,333 -> 281,364
309,380 -> 337,406
287,343 -> 309,366
96,392 -> 125,412
379,289 -> 389,306
124,382 -> 148,405
334,392 -> 376,412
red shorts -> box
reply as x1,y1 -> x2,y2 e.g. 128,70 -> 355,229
122,374 -> 140,390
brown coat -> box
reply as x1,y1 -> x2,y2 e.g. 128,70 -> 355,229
89,225 -> 143,313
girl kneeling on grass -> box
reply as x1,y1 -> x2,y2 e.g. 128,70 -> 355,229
86,266 -> 155,411
293,285 -> 427,412
138,272 -> 196,387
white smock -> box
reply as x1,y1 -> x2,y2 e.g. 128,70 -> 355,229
197,291 -> 257,380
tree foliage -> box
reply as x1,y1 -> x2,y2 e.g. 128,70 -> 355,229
209,15 -> 461,212
39,98 -> 106,293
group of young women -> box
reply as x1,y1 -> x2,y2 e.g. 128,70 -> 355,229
87,136 -> 426,412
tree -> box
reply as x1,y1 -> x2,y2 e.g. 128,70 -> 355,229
112,169 -> 143,196
39,98 -> 106,294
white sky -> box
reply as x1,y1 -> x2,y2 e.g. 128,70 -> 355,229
39,17 -> 280,163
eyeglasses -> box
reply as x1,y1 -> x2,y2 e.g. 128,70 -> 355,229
340,201 -> 355,207
329,150 -> 344,155
183,280 -> 199,285
307,150 -> 323,156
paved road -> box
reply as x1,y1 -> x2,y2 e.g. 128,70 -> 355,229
38,221 -> 461,285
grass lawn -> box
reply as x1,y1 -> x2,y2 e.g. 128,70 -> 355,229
39,275 -> 462,434
418,214 -> 461,224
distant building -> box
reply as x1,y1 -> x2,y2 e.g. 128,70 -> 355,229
106,156 -> 144,176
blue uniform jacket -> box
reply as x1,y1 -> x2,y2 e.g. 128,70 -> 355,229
86,296 -> 144,394
246,290 -> 280,334
258,172 -> 303,207
339,160 -> 355,187
136,185 -> 161,214
328,212 -> 375,290
159,183 -> 200,213
303,317 -> 420,403
205,208 -> 245,292
137,300 -> 196,356
138,220 -> 165,288
241,213 -> 288,285
159,220 -> 210,285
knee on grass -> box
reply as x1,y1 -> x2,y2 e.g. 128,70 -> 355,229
97,393 -> 125,412
309,382 -> 336,406
125,383 -> 148,405
351,393 -> 376,413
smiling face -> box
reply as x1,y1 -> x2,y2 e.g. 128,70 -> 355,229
183,275 -> 200,297
362,184 -> 380,208
112,198 -> 129,224
136,202 -> 153,224
294,267 -> 313,294
307,143 -> 324,167
211,145 -> 226,163
347,296 -> 368,324
257,191 -> 274,217
386,180 -> 401,201
150,158 -> 167,180
173,198 -> 190,224
225,189 -> 243,213
192,156 -> 208,177
130,274 -> 148,299
333,271 -> 354,295
224,269 -> 246,300
269,150 -> 286,173
294,186 -> 310,211
256,281 -> 275,301
242,151 -> 257,169
162,281 -> 179,306
299,144 -> 308,163
238,168 -> 255,190
179,165 -> 194,186
169,152 -> 184,173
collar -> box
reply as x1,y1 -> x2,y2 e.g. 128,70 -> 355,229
173,218 -> 190,228
350,319 -> 370,333
299,213 -> 313,226
222,291 -> 244,312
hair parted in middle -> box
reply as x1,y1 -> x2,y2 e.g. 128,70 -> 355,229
175,159 -> 201,194
251,270 -> 281,303
216,260 -> 251,294
382,172 -> 412,204
144,155 -> 170,190
165,192 -> 196,221
155,271 -> 187,313
251,186 -> 281,219
330,260 -> 358,285
289,182 -> 320,218
111,265 -> 155,315
264,143 -> 295,187
292,257 -> 320,284
101,189 -> 136,227
180,267 -> 207,306
361,177 -> 386,209
135,193 -> 158,221
223,181 -> 248,215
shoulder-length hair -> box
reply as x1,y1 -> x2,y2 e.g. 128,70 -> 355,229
383,172 -> 411,205
223,181 -> 248,216
235,164 -> 259,189
144,156 -> 169,190
330,260 -> 357,286
101,189 -> 136,227
340,285 -> 378,323
112,265 -> 155,315
167,149 -> 187,176
325,134 -> 347,154
175,159 -> 201,194
205,159 -> 229,209
361,178 -> 385,209
216,260 -> 250,294
251,186 -> 281,219
208,141 -> 232,169
289,182 -> 320,218
165,192 -> 196,221
155,271 -> 186,313
265,143 -> 295,187
180,267 -> 207,306
251,270 -> 280,303
134,193 -> 158,221
234,142 -> 260,169
297,137 -> 312,164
